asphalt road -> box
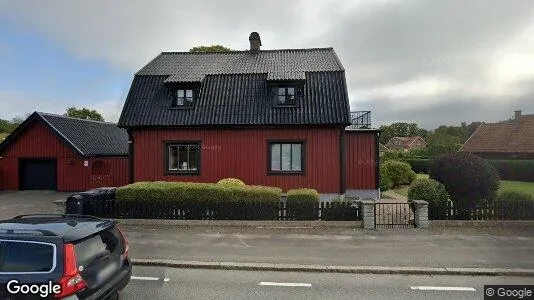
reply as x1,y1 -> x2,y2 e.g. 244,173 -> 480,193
123,225 -> 534,269
121,266 -> 534,299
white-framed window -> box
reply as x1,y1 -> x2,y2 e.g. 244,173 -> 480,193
173,89 -> 194,107
167,142 -> 200,173
269,142 -> 304,173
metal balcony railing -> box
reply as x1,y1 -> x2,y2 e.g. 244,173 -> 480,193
348,111 -> 371,129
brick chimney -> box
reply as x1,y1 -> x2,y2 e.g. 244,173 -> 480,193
249,32 -> 261,53
514,110 -> 522,121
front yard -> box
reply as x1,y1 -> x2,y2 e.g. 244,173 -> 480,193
391,174 -> 534,198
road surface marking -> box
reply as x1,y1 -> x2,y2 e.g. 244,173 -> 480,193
411,286 -> 476,291
259,282 -> 312,287
131,276 -> 170,282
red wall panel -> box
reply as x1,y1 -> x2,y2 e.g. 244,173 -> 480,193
133,127 -> 342,193
0,121 -> 128,191
346,131 -> 377,189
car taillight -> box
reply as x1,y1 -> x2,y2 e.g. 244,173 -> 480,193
117,225 -> 129,260
55,243 -> 87,298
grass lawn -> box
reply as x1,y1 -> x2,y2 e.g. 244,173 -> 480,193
391,174 -> 534,198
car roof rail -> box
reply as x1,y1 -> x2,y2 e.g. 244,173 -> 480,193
0,228 -> 57,236
12,214 -> 104,220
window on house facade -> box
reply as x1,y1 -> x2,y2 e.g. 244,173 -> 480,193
166,142 -> 200,174
273,84 -> 302,106
269,142 -> 304,173
172,89 -> 195,107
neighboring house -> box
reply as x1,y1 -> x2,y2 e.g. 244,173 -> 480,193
385,136 -> 427,152
118,32 -> 379,200
0,112 -> 129,191
461,110 -> 534,159
378,143 -> 389,157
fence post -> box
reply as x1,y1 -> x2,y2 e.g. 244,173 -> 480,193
359,200 -> 375,230
412,200 -> 429,228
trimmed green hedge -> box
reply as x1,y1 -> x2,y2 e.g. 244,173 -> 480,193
116,181 -> 282,220
489,160 -> 534,182
405,159 -> 534,182
404,159 -> 430,174
286,188 -> 319,220
496,190 -> 533,202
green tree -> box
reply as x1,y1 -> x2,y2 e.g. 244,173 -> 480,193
65,107 -> 104,121
379,122 -> 428,144
426,134 -> 462,157
189,45 -> 233,53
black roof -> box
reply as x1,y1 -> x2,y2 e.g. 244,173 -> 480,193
119,48 -> 351,127
0,112 -> 129,157
0,215 -> 115,243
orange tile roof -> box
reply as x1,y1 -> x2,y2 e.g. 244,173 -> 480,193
461,114 -> 534,153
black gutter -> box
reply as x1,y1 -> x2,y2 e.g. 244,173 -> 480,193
375,131 -> 380,190
127,130 -> 134,184
339,127 -> 346,195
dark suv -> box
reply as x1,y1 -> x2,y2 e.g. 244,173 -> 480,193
0,214 -> 131,300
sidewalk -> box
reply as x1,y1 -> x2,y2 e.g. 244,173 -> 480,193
123,225 -> 534,273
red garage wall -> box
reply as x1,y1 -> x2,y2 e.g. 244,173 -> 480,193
346,131 -> 378,189
133,127 -> 342,193
0,121 -> 128,191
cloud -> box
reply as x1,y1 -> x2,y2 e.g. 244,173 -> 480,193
0,89 -> 123,122
1,0 -> 534,128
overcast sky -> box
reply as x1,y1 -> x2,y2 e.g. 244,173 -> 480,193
1,0 -> 533,128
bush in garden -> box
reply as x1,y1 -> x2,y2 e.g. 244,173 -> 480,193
488,160 -> 534,182
381,160 -> 417,187
379,172 -> 392,192
496,190 -> 533,202
286,188 -> 319,220
429,152 -> 500,207
115,181 -> 282,220
217,178 -> 245,186
408,178 -> 450,219
404,158 -> 430,174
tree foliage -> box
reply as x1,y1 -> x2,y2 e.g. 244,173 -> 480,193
189,45 -> 233,53
429,152 -> 500,206
0,114 -> 28,134
65,107 -> 104,121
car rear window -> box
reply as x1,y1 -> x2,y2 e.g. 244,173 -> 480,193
74,227 -> 121,269
0,240 -> 55,273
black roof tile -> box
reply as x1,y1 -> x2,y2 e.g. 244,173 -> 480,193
0,112 -> 128,157
119,48 -> 350,127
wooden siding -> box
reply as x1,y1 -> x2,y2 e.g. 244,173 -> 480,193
346,131 -> 378,189
132,127 -> 342,193
0,121 -> 128,191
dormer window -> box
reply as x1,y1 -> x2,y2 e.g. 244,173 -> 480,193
272,84 -> 302,107
174,89 -> 194,107
278,87 -> 296,105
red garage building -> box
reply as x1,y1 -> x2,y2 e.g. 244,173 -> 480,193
0,112 -> 129,191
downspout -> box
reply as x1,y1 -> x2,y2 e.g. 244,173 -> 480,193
375,131 -> 380,200
127,129 -> 134,184
339,126 -> 346,199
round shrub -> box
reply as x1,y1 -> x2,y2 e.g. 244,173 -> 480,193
381,160 -> 417,187
496,190 -> 533,202
408,178 -> 450,219
379,173 -> 392,192
429,152 -> 500,206
217,178 -> 245,186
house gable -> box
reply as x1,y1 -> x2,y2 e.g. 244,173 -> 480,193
118,46 -> 351,127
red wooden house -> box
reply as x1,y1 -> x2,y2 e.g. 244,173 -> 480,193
0,112 -> 129,191
118,32 -> 379,200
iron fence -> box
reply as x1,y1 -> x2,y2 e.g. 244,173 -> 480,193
375,202 -> 415,228
73,197 -> 362,221
429,199 -> 534,220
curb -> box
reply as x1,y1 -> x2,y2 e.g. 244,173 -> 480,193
131,259 -> 534,277
118,219 -> 363,228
